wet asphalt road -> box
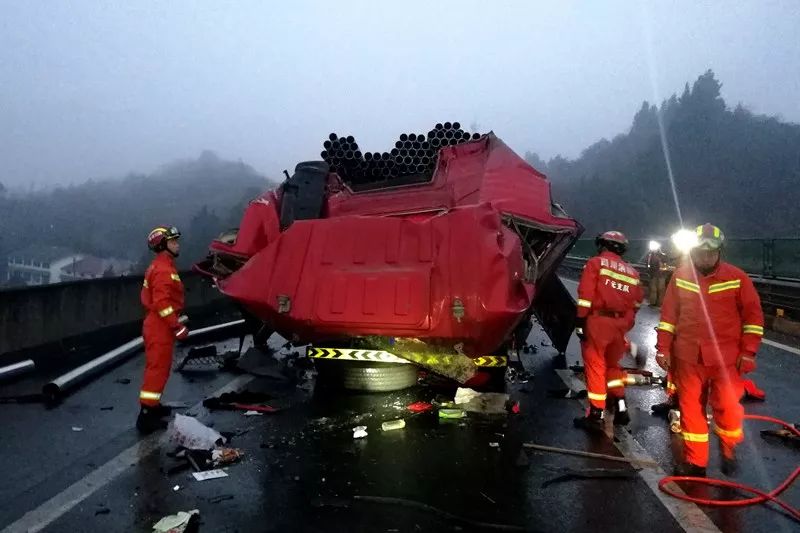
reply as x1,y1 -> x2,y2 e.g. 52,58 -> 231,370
0,281 -> 798,532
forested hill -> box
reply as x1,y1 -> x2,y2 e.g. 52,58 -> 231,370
526,70 -> 800,239
0,151 -> 274,271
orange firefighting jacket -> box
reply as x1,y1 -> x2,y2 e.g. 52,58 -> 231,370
141,252 -> 185,330
656,261 -> 763,366
577,250 -> 644,320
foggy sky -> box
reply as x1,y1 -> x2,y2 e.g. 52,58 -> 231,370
1,1 -> 798,188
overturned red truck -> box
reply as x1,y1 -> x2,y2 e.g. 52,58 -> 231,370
196,127 -> 583,390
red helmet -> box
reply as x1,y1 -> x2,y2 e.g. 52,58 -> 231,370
147,226 -> 181,252
596,230 -> 628,254
694,223 -> 724,251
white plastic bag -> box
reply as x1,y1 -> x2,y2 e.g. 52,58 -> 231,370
169,414 -> 225,450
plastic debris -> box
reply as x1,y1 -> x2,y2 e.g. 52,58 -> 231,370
407,401 -> 433,413
173,485 -> 181,492
193,469 -> 229,481
489,442 -> 500,448
243,410 -> 264,416
71,426 -> 84,432
170,414 -> 226,450
743,378 -> 766,401
152,509 -> 199,532
353,426 -> 368,439
438,408 -> 467,419
381,419 -> 406,431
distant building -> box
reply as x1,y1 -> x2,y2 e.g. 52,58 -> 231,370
5,245 -> 133,286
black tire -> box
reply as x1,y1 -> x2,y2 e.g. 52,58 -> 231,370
316,361 -> 418,392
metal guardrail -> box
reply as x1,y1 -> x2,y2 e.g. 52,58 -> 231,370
560,255 -> 800,317
569,239 -> 800,281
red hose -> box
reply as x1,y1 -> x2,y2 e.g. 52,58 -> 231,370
658,414 -> 800,522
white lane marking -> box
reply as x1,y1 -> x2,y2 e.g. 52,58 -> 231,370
762,338 -> 800,356
2,374 -> 256,533
555,369 -> 720,533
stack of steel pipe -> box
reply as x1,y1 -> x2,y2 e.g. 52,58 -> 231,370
320,122 -> 484,188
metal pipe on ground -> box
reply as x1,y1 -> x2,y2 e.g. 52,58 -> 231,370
42,319 -> 246,404
0,360 -> 35,382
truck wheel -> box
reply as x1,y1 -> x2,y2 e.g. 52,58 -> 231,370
316,361 -> 418,392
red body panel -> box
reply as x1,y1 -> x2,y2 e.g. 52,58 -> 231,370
204,133 -> 580,356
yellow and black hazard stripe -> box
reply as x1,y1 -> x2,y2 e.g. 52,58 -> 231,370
307,347 -> 412,364
307,347 -> 507,368
472,355 -> 507,368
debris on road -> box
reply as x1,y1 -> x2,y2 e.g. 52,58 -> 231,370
454,387 -> 509,414
541,467 -> 639,488
152,509 -> 199,532
71,426 -> 84,432
212,447 -> 243,467
173,485 -> 181,492
547,388 -> 588,399
353,426 -> 368,439
760,425 -> 800,448
438,408 -> 466,419
743,378 -> 766,401
100,406 -> 114,411
489,442 -> 500,448
243,410 -> 264,416
192,469 -> 229,481
523,442 -> 659,468
381,419 -> 406,431
203,390 -> 279,413
407,401 -> 433,413
170,414 -> 226,450
114,378 -> 131,385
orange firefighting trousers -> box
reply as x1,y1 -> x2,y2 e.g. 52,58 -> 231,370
140,314 -> 175,407
675,358 -> 744,467
582,315 -> 629,409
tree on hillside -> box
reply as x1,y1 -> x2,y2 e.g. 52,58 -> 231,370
540,70 -> 800,239
0,152 -> 273,268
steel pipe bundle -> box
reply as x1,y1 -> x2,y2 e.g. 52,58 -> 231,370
320,122 -> 484,189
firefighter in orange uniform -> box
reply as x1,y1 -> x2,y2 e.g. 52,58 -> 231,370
656,223 -> 763,476
137,226 -> 189,433
574,231 -> 644,430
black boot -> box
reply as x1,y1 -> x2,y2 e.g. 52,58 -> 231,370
721,449 -> 738,477
674,462 -> 707,477
613,398 -> 631,426
136,406 -> 168,434
151,403 -> 172,418
573,407 -> 605,432
651,400 -> 675,418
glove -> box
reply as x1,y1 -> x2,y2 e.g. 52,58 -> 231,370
175,325 -> 189,341
574,316 -> 587,342
736,353 -> 756,375
655,352 -> 670,371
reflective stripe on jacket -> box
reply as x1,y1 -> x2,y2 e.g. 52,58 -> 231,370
656,261 -> 763,366
577,250 -> 644,319
141,252 -> 185,329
